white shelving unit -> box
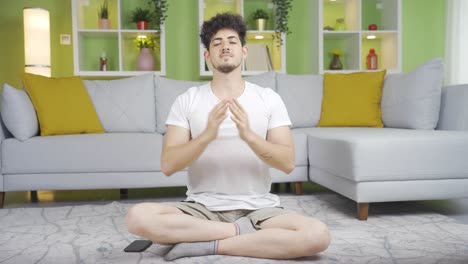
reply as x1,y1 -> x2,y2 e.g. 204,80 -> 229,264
198,0 -> 286,76
318,0 -> 401,74
71,0 -> 166,76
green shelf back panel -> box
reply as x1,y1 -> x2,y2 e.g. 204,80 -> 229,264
80,0 -> 119,29
362,0 -> 382,30
243,0 -> 275,31
121,32 -> 161,71
203,0 -> 241,21
323,0 -> 346,30
79,33 -> 119,71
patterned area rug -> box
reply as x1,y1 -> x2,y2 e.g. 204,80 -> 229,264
1,193 -> 467,264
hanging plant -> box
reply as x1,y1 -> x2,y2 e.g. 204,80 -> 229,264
147,0 -> 168,31
271,0 -> 293,46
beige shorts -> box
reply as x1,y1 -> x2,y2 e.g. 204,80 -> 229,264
171,200 -> 295,229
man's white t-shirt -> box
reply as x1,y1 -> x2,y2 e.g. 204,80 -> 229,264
165,81 -> 291,211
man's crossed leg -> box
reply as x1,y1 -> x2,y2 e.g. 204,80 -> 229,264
125,202 -> 331,260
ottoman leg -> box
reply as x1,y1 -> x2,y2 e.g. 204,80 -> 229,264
0,192 -> 4,208
357,203 -> 369,221
294,182 -> 303,195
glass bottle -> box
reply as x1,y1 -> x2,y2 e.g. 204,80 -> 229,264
334,18 -> 346,31
366,48 -> 378,70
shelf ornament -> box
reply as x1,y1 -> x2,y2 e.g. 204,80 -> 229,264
134,35 -> 159,71
329,48 -> 343,70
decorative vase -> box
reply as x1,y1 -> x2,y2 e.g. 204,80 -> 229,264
329,54 -> 343,70
136,21 -> 148,30
137,48 -> 154,71
255,18 -> 267,31
98,19 -> 111,29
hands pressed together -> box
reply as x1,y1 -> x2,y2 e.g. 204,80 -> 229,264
205,98 -> 255,143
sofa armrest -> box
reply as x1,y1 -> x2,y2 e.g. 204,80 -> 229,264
437,84 -> 468,130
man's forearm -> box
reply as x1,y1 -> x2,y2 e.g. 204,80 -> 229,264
245,133 -> 295,174
161,132 -> 212,176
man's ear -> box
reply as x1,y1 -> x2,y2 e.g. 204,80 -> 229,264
204,50 -> 210,60
242,45 -> 248,60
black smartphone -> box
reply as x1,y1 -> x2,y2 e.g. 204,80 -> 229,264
124,240 -> 153,252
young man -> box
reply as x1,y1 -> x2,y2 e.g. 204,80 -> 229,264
125,13 -> 330,260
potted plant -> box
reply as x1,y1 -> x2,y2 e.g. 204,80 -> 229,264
252,9 -> 269,31
97,0 -> 110,29
133,35 -> 159,71
131,7 -> 152,30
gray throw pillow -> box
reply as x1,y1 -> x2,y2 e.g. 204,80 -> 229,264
381,58 -> 444,129
83,73 -> 156,133
154,75 -> 206,134
276,73 -> 323,128
1,83 -> 39,141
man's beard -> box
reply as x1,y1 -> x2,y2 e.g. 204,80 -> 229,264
214,60 -> 241,73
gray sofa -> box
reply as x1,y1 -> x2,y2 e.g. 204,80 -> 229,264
1,60 -> 467,220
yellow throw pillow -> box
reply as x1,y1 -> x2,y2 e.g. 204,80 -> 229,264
318,70 -> 386,127
22,73 -> 104,136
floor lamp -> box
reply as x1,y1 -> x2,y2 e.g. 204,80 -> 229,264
23,8 -> 51,77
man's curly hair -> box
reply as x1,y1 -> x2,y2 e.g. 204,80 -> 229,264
200,13 -> 247,50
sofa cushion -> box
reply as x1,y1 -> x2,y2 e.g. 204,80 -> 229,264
154,75 -> 206,134
244,71 -> 277,91
1,83 -> 39,141
277,74 -> 323,128
318,71 -> 386,127
22,73 -> 104,136
83,73 -> 156,133
437,83 -> 468,130
381,58 -> 444,129
306,127 -> 468,182
2,133 -> 163,174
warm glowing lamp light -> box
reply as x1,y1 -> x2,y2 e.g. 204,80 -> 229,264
367,35 -> 376,39
23,8 -> 51,77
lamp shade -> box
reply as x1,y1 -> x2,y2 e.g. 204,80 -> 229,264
23,8 -> 51,77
